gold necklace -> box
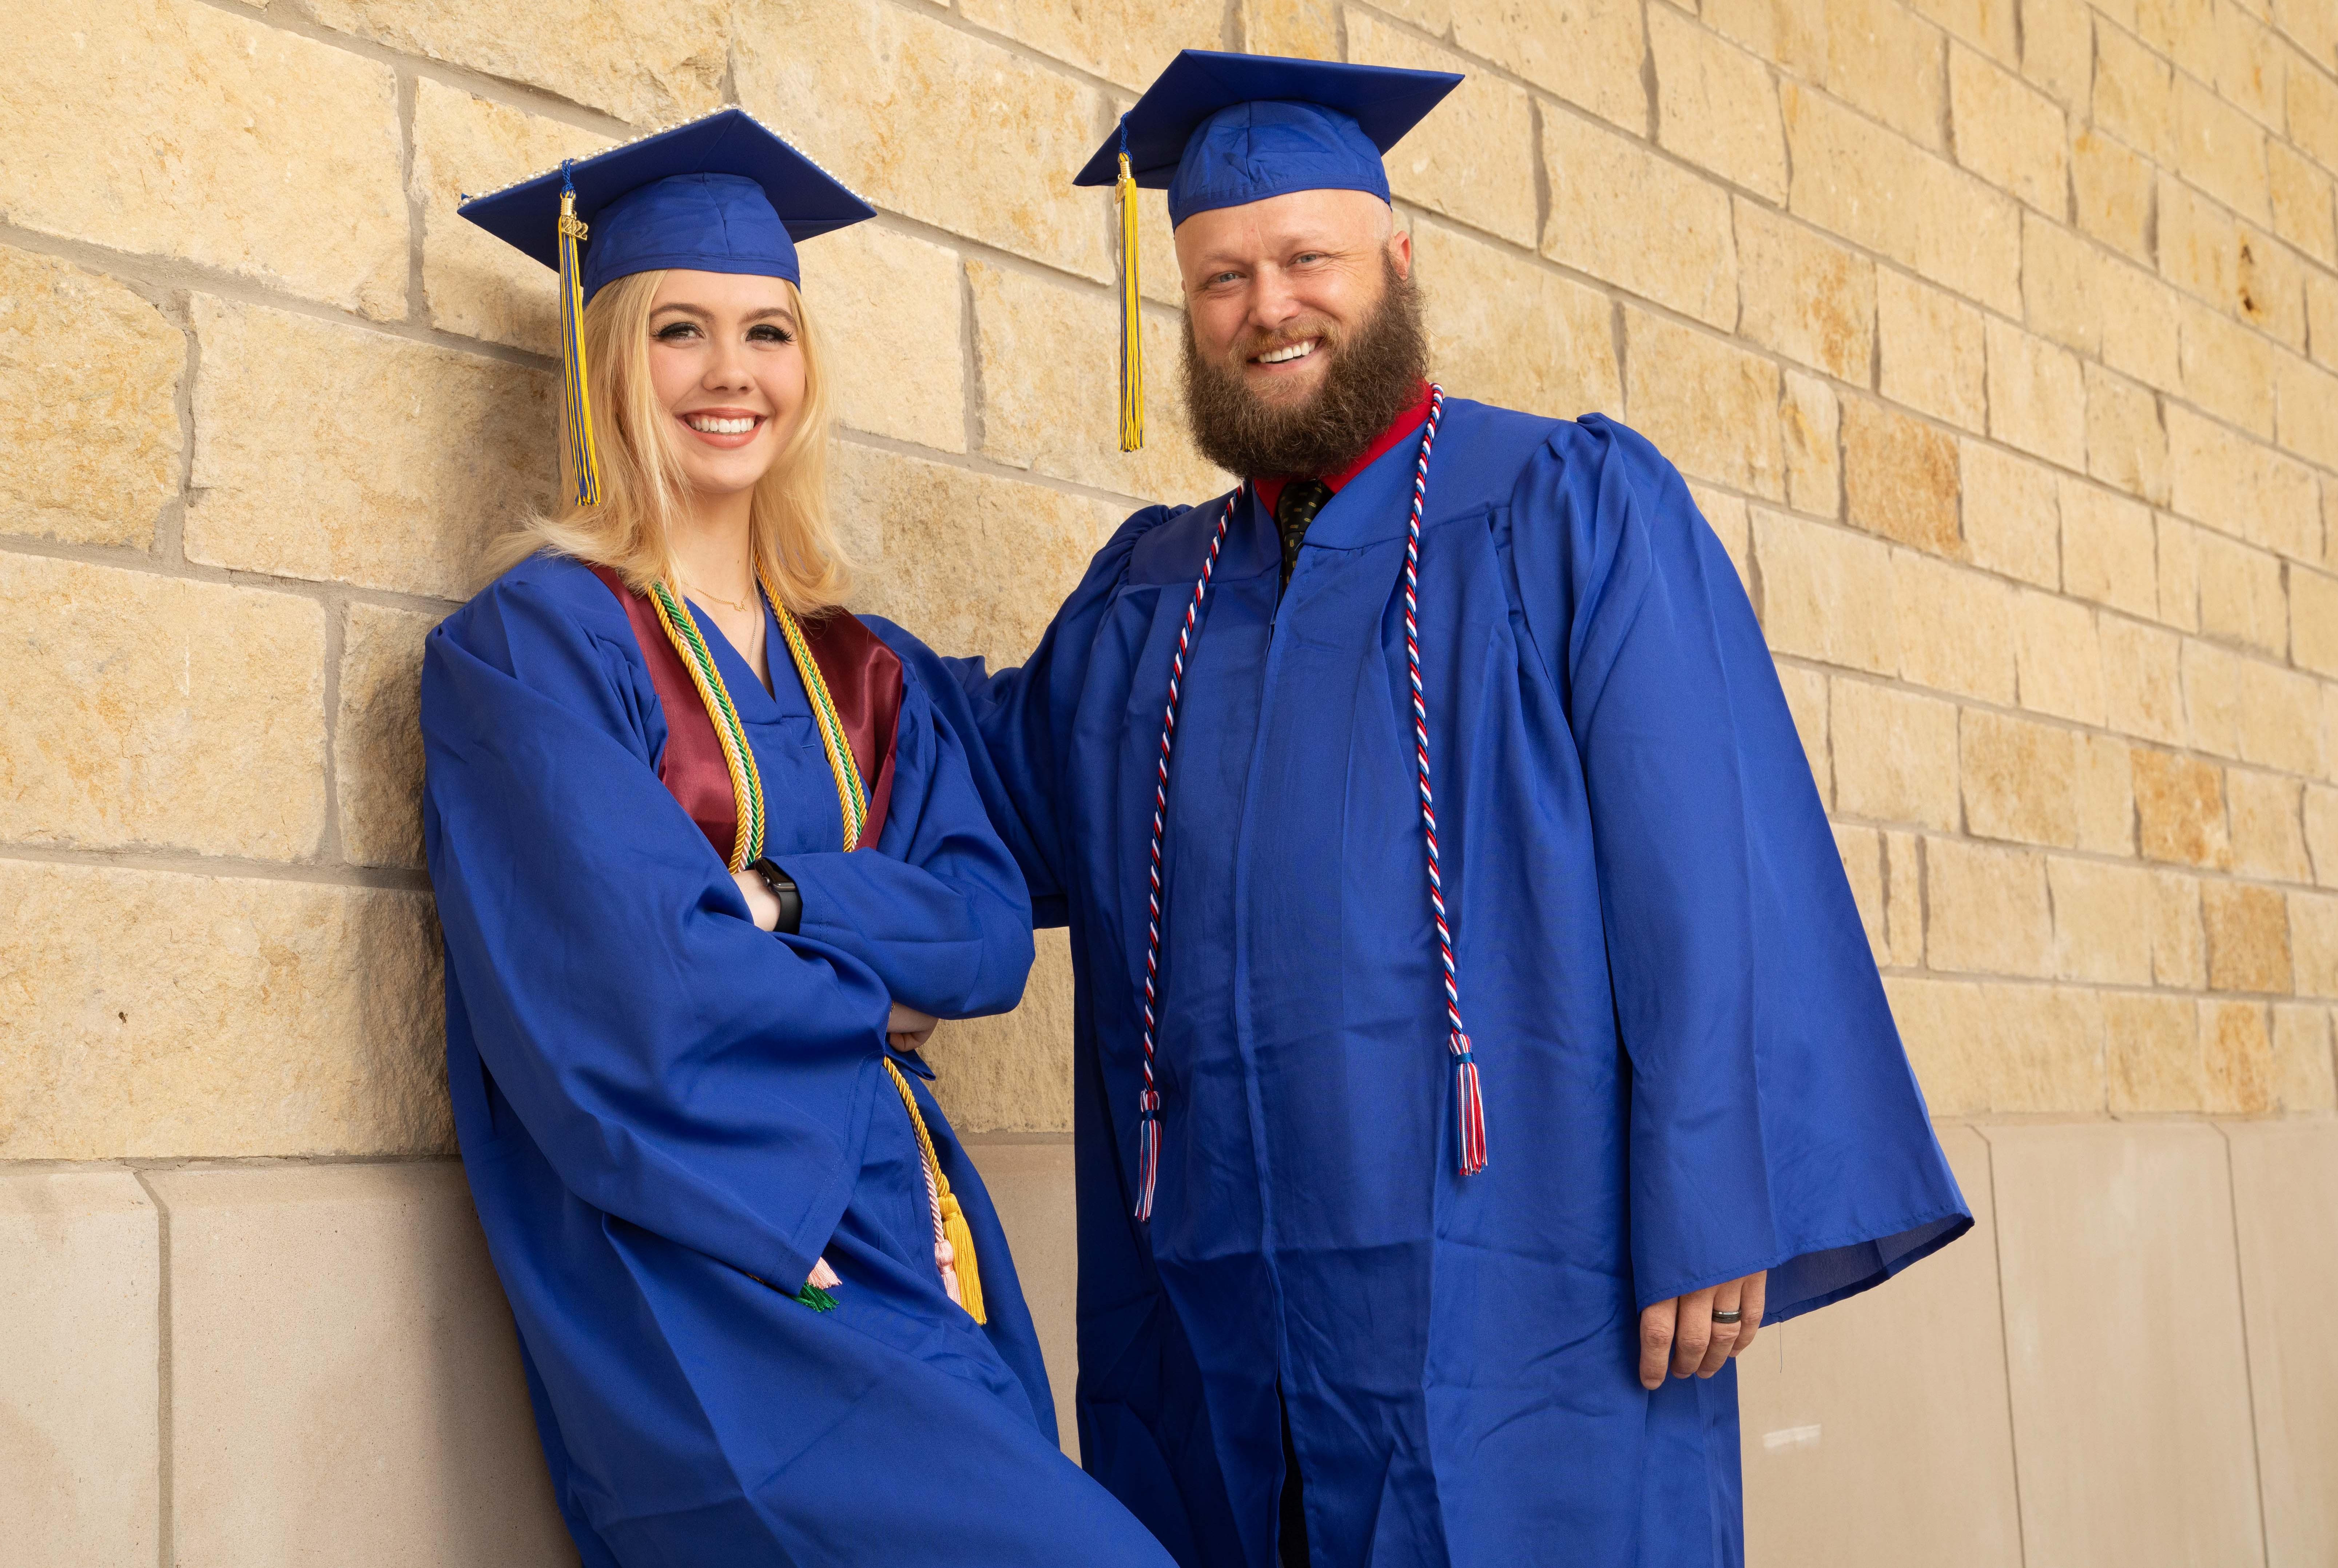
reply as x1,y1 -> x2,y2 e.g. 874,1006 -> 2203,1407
683,575 -> 755,613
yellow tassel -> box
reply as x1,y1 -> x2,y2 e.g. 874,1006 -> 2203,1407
1116,149 -> 1144,453
884,1059 -> 987,1325
556,174 -> 604,506
939,1189 -> 987,1325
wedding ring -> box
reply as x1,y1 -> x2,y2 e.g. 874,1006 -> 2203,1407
1712,1309 -> 1743,1324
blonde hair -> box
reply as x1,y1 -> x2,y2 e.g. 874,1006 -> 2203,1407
486,268 -> 852,614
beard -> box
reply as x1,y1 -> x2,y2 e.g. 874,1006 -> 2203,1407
1181,256 -> 1430,480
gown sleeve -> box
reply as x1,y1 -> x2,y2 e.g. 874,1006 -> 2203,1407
774,659 -> 1035,1021
421,569 -> 893,1293
878,506 -> 1175,930
1504,415 -> 1971,1323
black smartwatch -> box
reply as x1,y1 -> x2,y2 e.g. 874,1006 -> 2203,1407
749,857 -> 803,935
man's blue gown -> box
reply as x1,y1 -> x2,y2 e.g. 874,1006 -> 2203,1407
893,406 -> 1971,1567
421,554 -> 1177,1566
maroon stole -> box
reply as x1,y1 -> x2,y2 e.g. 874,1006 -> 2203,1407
591,566 -> 903,854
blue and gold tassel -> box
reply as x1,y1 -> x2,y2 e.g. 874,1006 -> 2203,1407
1116,120 -> 1144,453
556,162 -> 604,506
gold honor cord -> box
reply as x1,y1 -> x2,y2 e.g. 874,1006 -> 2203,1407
652,576 -> 979,1315
1117,148 -> 1144,453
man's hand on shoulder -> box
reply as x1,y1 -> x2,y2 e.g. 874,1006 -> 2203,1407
1638,1271 -> 1767,1390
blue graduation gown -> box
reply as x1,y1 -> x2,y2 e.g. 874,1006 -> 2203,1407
894,406 -> 1971,1568
421,553 -> 1177,1567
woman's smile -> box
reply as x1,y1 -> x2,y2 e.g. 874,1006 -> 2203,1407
678,406 -> 768,449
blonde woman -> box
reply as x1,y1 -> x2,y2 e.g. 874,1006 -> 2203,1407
422,115 -> 1173,1566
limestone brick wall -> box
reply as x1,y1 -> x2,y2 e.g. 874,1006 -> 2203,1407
6,0 -> 2338,1564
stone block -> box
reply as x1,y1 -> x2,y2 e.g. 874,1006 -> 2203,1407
2197,532 -> 2288,657
2012,589 -> 2105,724
2094,252 -> 2186,395
2021,0 -> 2093,109
2275,352 -> 2338,471
1959,442 -> 2060,588
1837,823 -> 1889,964
1544,113 -> 1736,330
1814,0 -> 1951,151
1737,1127 -> 2021,1568
0,247 -> 183,548
2166,404 -> 2321,561
1451,0 -> 1647,131
1350,13 -> 1538,246
1694,483 -> 1754,586
927,929 -> 1078,1135
2294,566 -> 2338,677
2179,299 -> 2279,438
187,299 -> 554,599
2183,635 -> 2246,756
2159,513 -> 2204,630
1776,662 -> 1830,802
2313,273 -> 2338,375
1950,44 -> 2069,213
2080,364 -> 2170,506
0,555 -> 324,859
1888,975 -> 2105,1111
1961,708 -> 2077,846
1411,215 -> 1621,420
962,1138 -> 1079,1457
2240,226 -> 2311,348
798,223 -> 969,453
2268,140 -> 2338,264
0,861 -> 446,1158
1844,400 -> 1959,555
2294,51 -> 2338,171
148,1163 -> 570,1568
1,0 -> 405,318
2229,1121 -> 2338,1564
2076,732 -> 2138,853
2071,131 -> 2155,264
2236,656 -> 2325,775
1736,202 -> 1874,382
410,81 -> 613,358
2093,22 -> 2178,162
2101,615 -> 2187,744
968,263 -> 1226,507
1784,84 -> 2021,315
2295,890 -> 2338,996
2059,480 -> 2158,618
957,0 -> 1220,90
1892,546 -> 2016,704
2269,1003 -> 2337,1109
2228,768 -> 2311,882
0,1170 -> 158,1567
2104,991 -> 2210,1112
2206,880 -> 2295,991
1926,837 -> 2054,976
1652,7 -> 1788,202
1877,272 -> 1987,433
2214,3 -> 2287,130
2202,999 -> 2279,1112
2154,868 -> 2211,985
1237,0 -> 1338,55
735,0 -> 1110,283
1622,310 -> 1783,499
836,442 -> 1120,676
1781,372 -> 1841,519
2020,211 -> 2106,358
1984,318 -> 2086,470
1753,509 -> 1896,673
2307,784 -> 2338,887
1886,829 -> 1925,966
1986,1124 -> 2266,1567
2159,176 -> 2245,311
2176,73 -> 2273,222
337,604 -> 436,871
2048,856 -> 2155,982
1831,680 -> 1960,830
2135,747 -> 2234,868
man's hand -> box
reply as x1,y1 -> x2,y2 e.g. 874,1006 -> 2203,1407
887,1003 -> 938,1051
732,868 -> 782,931
1638,1271 -> 1767,1390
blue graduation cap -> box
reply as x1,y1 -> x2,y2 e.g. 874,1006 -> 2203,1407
1073,51 -> 1462,451
458,108 -> 874,505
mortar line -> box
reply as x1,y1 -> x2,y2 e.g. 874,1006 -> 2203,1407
0,843 -> 433,891
159,290 -> 199,570
399,68 -> 429,331
0,531 -> 468,613
2214,1122 -> 2277,1565
319,594 -> 349,865
127,1168 -> 173,1568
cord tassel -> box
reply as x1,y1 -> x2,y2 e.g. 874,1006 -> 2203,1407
555,163 -> 603,507
939,1191 -> 987,1325
1116,123 -> 1144,453
1453,1047 -> 1487,1175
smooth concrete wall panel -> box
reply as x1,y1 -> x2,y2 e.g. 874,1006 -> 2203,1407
1736,1126 -> 2022,1568
967,1136 -> 1081,1461
1987,1123 -> 2266,1568
146,1162 -> 574,1568
2227,1119 -> 2338,1566
0,1170 -> 159,1568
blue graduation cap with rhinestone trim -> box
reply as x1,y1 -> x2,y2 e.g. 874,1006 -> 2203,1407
458,108 -> 874,505
1072,51 -> 1462,452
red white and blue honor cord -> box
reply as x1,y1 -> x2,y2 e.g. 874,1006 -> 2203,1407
1132,385 -> 1485,1223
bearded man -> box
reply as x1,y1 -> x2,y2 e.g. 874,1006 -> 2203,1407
887,51 -> 1969,1568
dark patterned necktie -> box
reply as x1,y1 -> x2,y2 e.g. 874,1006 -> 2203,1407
1275,479 -> 1333,590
